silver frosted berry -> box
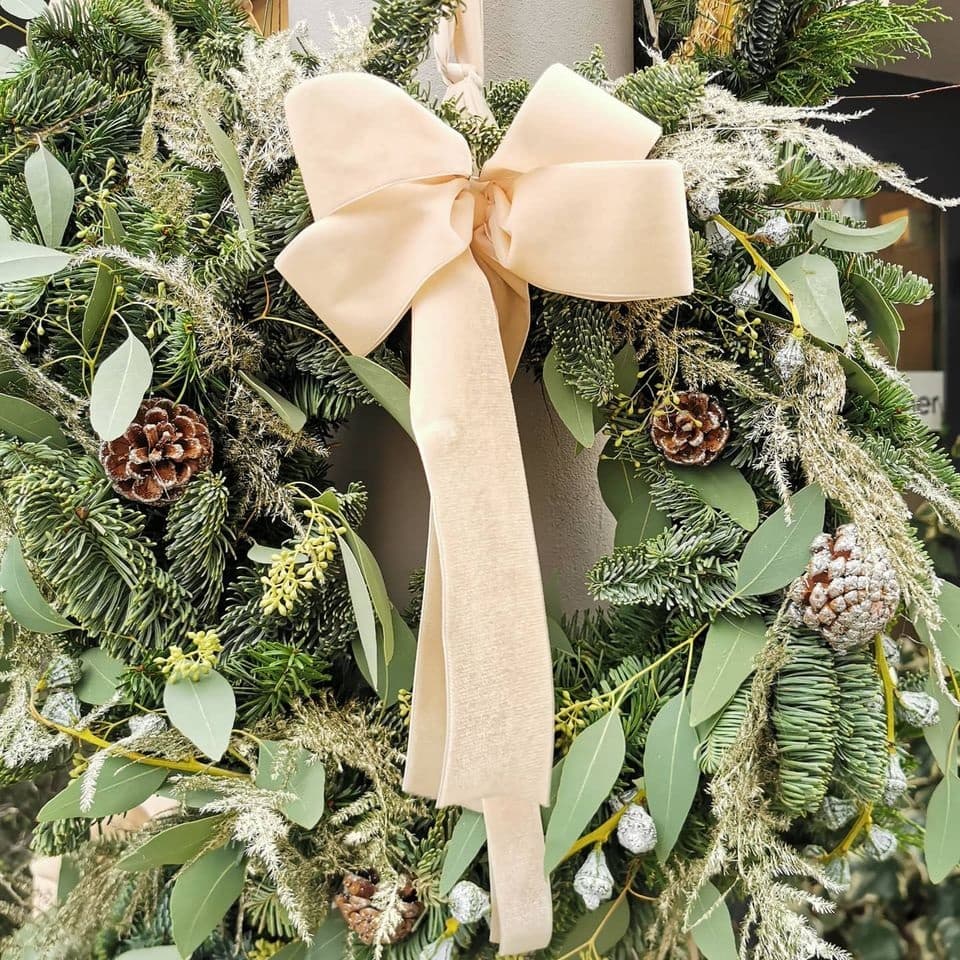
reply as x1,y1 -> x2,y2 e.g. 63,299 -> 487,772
689,187 -> 720,221
730,272 -> 763,310
573,848 -> 614,911
40,690 -> 82,727
864,825 -> 898,861
818,795 -> 858,831
788,524 -> 900,652
448,881 -> 490,925
774,335 -> 805,382
898,690 -> 940,728
754,213 -> 793,246
47,654 -> 82,689
883,754 -> 908,805
616,803 -> 658,854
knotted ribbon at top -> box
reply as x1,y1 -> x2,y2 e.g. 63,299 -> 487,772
276,55 -> 692,956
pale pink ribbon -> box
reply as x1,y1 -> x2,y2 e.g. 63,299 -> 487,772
276,5 -> 692,951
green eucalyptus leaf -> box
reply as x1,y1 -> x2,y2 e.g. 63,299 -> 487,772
0,213 -> 10,242
0,394 -> 67,447
0,239 -> 70,283
772,254 -> 848,346
548,615 -> 575,655
344,529 -> 393,662
352,608 -> 416,705
89,332 -> 152,441
271,945 -> 306,960
118,950 -> 181,960
688,882 -> 738,958
305,913 -> 349,959
615,497 -> 670,547
544,346 -> 596,448
24,142 -> 74,248
196,108 -> 254,236
82,263 -> 114,348
838,353 -> 880,405
598,457 -> 645,517
734,484 -> 825,597
557,898 -> 630,957
118,817 -> 226,871
247,542 -> 281,564
2,0 -> 47,18
923,671 -> 959,773
338,532 -> 378,690
690,615 -> 766,726
851,274 -> 901,362
668,462 -> 758,531
38,757 -> 167,821
612,342 -> 639,395
163,669 -> 236,762
439,808 -> 487,895
76,647 -> 125,705
344,356 -> 414,440
170,843 -> 245,958
543,710 -> 625,872
0,45 -> 22,80
811,216 -> 907,253
0,535 -> 73,634
238,371 -> 306,432
644,693 -> 700,860
256,740 -> 326,829
926,771 -> 960,883
102,201 -> 126,244
57,855 -> 79,903
931,581 -> 960,672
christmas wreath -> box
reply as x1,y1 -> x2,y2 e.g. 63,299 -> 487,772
0,1 -> 957,959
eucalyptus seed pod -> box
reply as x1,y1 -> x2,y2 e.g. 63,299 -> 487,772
864,825 -> 898,861
448,880 -> 490,924
573,848 -> 614,911
818,795 -> 858,831
898,689 -> 940,728
47,654 -> 82,689
616,802 -> 658,854
754,213 -> 793,246
824,856 -> 852,892
41,690 -> 82,727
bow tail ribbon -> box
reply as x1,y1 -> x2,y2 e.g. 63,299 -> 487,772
404,251 -> 554,954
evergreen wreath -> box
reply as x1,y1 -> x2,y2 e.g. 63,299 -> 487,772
0,1 -> 957,959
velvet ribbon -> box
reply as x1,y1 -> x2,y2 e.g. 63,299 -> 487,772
275,5 -> 692,950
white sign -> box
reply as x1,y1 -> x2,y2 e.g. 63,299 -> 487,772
905,370 -> 945,430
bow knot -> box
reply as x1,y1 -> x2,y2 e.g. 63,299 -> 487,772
276,62 -> 692,956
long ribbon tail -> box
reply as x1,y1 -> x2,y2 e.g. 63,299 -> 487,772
405,250 -> 555,954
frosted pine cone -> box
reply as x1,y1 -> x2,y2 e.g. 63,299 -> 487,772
99,398 -> 213,505
334,872 -> 422,946
788,524 -> 900,652
650,392 -> 730,467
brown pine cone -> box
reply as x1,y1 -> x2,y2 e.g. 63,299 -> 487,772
789,524 -> 900,653
334,872 -> 423,945
650,391 -> 730,466
99,398 -> 213,505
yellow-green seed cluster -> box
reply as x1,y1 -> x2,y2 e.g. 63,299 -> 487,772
155,629 -> 223,683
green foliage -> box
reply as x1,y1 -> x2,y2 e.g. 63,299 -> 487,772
615,60 -> 706,133
832,651 -> 887,804
364,0 -> 462,83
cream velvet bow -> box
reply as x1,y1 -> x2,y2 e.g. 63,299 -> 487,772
276,64 -> 692,955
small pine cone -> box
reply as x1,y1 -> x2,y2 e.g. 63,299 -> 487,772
650,391 -> 730,467
99,398 -> 213,505
788,524 -> 900,653
334,872 -> 423,946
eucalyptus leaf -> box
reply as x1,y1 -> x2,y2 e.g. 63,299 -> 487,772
668,462 -> 758,531
557,898 -> 630,957
548,615 -> 575,655
345,356 -> 414,440
196,108 -> 254,235
271,945 -> 306,960
612,342 -> 639,395
344,529 -> 393,662
923,670 -> 959,773
118,817 -> 226,871
82,263 -> 114,348
543,346 -> 596,448
38,757 -> 167,821
102,201 -> 126,244
0,394 -> 67,447
598,457 -> 645,517
256,740 -> 326,829
811,216 -> 907,253
644,693 -> 700,860
0,46 -> 22,81
352,608 -> 416,705
76,647 -> 125,705
338,532 -> 378,690
163,669 -> 236,762
734,484 -> 825,597
615,497 -> 669,547
851,274 -> 901,362
689,615 -> 766,726
0,239 -> 70,283
89,332 -> 152,441
247,542 -> 281,564
931,580 -> 960,671
170,843 -> 245,958
689,882 -> 738,959
118,950 -> 181,960
25,142 -> 74,248
772,254 -> 848,346
925,771 -> 960,883
238,371 -> 306,432
0,535 -> 73,634
305,913 -> 349,960
57,855 -> 79,903
543,710 -> 625,872
838,353 -> 880,405
439,808 -> 487,895
1,0 -> 47,17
